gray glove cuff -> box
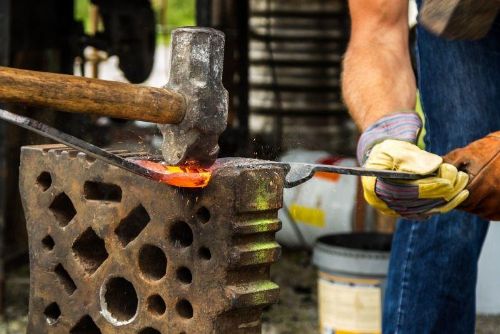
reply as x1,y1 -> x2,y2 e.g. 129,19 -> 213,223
357,111 -> 422,165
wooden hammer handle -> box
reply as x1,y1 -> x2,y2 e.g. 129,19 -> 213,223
0,66 -> 186,124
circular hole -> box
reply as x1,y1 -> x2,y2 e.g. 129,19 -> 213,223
147,294 -> 166,316
196,207 -> 211,224
198,247 -> 211,260
37,171 -> 52,191
101,277 -> 138,324
169,221 -> 193,248
44,302 -> 61,325
138,245 -> 167,281
139,327 -> 161,334
42,235 -> 55,251
176,267 -> 193,284
176,299 -> 193,319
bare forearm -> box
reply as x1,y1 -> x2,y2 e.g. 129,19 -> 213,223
342,0 -> 416,131
343,42 -> 416,130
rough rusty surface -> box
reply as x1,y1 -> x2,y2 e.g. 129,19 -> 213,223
19,144 -> 283,334
3,251 -> 500,333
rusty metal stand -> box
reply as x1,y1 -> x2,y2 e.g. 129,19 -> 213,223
20,145 -> 283,333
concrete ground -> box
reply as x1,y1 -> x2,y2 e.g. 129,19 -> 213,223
1,250 -> 499,333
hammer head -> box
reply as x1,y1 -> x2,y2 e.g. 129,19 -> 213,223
159,27 -> 228,166
420,0 -> 500,40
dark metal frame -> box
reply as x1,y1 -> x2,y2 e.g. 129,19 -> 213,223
196,0 -> 250,156
235,0 -> 250,143
0,0 -> 10,65
196,0 -> 213,27
0,0 -> 10,314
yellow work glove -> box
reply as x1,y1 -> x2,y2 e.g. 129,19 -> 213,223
357,112 -> 469,219
362,140 -> 469,218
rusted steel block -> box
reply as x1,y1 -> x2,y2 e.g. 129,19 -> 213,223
19,144 -> 284,334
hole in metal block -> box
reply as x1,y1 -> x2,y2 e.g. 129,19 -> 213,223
139,245 -> 167,281
176,267 -> 192,284
49,192 -> 77,227
169,221 -> 193,248
147,295 -> 166,316
198,247 -> 211,260
37,172 -> 52,191
139,328 -> 161,334
115,204 -> 151,247
72,227 -> 108,275
42,235 -> 55,251
196,207 -> 211,224
84,181 -> 122,202
44,302 -> 61,325
101,277 -> 138,324
54,264 -> 77,295
70,315 -> 101,334
176,299 -> 193,319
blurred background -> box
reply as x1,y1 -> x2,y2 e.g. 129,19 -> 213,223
0,1 -> 498,333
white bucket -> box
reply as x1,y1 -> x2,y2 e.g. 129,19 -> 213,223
277,150 -> 358,248
313,233 -> 392,334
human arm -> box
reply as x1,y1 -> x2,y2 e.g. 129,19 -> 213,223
342,0 -> 416,130
341,0 -> 469,218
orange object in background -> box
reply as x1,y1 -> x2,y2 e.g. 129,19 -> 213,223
314,156 -> 341,182
314,171 -> 340,183
134,160 -> 212,188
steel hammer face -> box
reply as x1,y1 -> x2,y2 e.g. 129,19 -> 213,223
159,27 -> 228,166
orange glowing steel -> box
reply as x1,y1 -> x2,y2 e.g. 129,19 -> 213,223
134,160 -> 212,188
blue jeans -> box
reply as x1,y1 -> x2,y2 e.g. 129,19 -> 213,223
382,7 -> 500,334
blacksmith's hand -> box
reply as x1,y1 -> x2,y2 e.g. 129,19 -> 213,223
358,112 -> 469,219
444,131 -> 500,221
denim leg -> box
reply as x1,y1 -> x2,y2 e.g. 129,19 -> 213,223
383,6 -> 500,334
384,213 -> 489,333
417,16 -> 500,155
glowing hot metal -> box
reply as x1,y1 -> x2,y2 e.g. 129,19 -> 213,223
134,160 -> 212,188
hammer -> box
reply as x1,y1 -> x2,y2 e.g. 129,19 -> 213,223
0,27 -> 228,166
419,0 -> 500,40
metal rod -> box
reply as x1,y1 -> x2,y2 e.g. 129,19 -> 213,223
0,109 -> 427,190
0,109 -> 165,182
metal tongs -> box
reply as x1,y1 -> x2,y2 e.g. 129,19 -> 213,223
0,109 -> 428,188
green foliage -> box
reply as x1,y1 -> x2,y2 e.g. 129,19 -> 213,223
74,0 -> 91,33
166,0 -> 195,30
73,0 -> 196,44
156,0 -> 196,44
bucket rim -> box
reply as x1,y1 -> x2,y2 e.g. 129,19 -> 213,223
315,232 -> 392,254
312,232 -> 392,276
